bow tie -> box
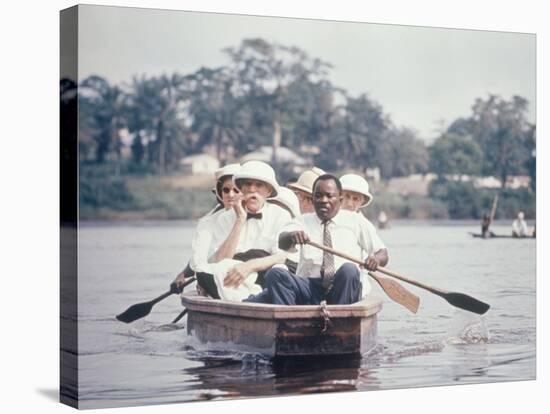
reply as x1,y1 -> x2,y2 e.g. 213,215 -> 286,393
246,212 -> 263,220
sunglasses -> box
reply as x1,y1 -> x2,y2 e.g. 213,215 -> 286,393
222,187 -> 239,194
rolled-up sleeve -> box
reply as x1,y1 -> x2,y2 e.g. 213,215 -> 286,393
274,217 -> 305,253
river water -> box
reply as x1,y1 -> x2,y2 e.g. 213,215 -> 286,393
74,220 -> 536,409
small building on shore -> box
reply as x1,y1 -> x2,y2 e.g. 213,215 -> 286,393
241,146 -> 308,166
180,154 -> 220,175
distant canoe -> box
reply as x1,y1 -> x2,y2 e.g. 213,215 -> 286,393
181,292 -> 383,358
469,232 -> 535,239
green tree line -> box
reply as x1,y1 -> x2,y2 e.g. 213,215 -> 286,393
75,38 -> 429,178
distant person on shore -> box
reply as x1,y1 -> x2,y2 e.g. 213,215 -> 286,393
481,213 -> 493,238
377,210 -> 389,229
287,167 -> 325,214
512,210 -> 528,238
170,163 -> 241,293
244,174 -> 387,305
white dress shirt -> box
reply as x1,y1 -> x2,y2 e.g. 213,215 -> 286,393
188,206 -> 225,272
282,209 -> 386,297
195,202 -> 291,301
207,202 -> 292,263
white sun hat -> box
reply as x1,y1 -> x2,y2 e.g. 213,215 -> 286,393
340,173 -> 373,207
214,163 -> 241,181
213,163 -> 241,201
272,187 -> 300,218
287,167 -> 325,195
233,160 -> 280,197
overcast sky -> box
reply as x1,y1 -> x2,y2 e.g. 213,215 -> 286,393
76,4 -> 536,141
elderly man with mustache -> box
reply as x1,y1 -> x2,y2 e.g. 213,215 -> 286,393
194,160 -> 293,301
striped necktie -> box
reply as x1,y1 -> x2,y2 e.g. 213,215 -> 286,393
321,221 -> 335,290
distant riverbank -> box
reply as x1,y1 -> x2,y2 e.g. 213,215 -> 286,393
79,172 -> 536,221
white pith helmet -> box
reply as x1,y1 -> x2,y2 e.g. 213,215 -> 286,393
272,187 -> 300,218
214,163 -> 241,181
213,163 -> 241,202
340,173 -> 373,207
233,160 -> 280,198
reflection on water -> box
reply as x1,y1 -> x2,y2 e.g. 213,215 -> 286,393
74,221 -> 536,409
181,353 -> 365,398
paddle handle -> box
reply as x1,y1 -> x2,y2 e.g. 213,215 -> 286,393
151,291 -> 174,305
306,240 -> 446,296
376,266 -> 446,295
306,240 -> 364,266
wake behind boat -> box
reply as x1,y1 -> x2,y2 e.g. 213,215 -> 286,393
181,292 -> 383,358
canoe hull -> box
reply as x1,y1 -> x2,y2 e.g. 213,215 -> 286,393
181,293 -> 382,358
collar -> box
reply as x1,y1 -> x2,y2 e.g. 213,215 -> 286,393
246,203 -> 267,216
314,209 -> 344,226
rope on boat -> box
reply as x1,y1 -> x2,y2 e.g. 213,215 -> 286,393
320,300 -> 332,333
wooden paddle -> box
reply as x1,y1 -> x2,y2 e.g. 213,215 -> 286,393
307,240 -> 490,315
305,241 -> 419,313
367,271 -> 419,313
116,276 -> 196,324
375,266 -> 490,315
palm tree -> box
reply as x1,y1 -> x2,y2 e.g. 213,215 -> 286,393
224,39 -> 332,166
80,75 -> 127,175
187,67 -> 247,162
126,74 -> 191,174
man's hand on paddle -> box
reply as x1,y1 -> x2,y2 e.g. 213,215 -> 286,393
224,262 -> 252,288
362,248 -> 389,271
362,256 -> 380,271
279,231 -> 310,251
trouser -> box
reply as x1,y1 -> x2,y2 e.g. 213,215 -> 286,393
244,263 -> 362,305
196,249 -> 271,299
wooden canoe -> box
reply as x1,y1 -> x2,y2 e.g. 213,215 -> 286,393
180,292 -> 383,358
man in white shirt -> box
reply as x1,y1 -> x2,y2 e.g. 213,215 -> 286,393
246,174 -> 388,305
195,161 -> 292,300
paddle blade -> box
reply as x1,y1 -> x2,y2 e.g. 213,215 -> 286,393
444,292 -> 490,315
369,272 -> 420,314
116,301 -> 154,324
